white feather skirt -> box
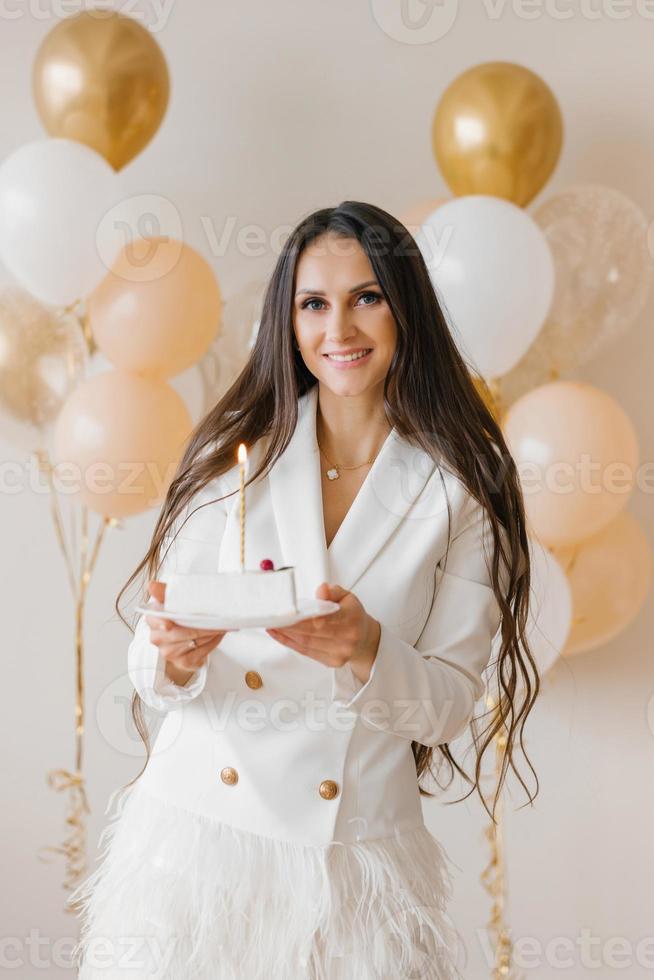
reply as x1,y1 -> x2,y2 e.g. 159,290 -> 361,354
68,781 -> 468,979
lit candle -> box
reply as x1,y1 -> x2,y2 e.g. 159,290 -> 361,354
237,443 -> 247,571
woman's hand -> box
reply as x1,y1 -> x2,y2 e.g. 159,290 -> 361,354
145,581 -> 230,684
266,582 -> 381,684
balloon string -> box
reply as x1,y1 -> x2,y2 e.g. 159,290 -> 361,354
560,544 -> 580,575
80,311 -> 96,354
486,376 -> 506,424
59,297 -> 82,315
35,448 -> 114,902
480,693 -> 524,980
34,450 -> 77,597
74,509 -> 110,771
58,296 -> 96,355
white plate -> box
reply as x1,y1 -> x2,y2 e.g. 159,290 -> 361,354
135,597 -> 340,631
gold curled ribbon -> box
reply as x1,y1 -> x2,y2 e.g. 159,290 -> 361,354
481,694 -> 524,980
37,768 -> 91,907
32,446 -> 115,906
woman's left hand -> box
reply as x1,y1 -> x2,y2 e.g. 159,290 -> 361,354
266,582 -> 381,683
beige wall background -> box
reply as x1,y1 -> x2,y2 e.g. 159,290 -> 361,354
1,2 -> 653,977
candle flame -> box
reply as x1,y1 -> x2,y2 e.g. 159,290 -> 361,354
237,443 -> 247,463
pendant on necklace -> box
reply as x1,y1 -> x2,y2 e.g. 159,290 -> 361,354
326,466 -> 340,481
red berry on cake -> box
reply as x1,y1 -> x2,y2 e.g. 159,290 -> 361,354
259,558 -> 275,571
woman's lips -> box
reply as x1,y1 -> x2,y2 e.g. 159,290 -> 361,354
322,349 -> 373,370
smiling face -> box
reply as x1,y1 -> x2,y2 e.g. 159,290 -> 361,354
292,233 -> 397,398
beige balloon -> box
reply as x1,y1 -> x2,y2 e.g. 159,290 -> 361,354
53,370 -> 192,518
0,285 -> 87,450
32,10 -> 169,171
89,237 -> 222,379
502,381 -> 639,547
552,511 -> 652,656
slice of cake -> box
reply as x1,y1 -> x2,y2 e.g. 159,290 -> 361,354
164,560 -> 298,619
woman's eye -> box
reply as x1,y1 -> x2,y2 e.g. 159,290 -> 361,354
358,291 -> 381,305
301,291 -> 381,311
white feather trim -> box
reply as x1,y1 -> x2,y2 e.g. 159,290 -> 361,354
68,783 -> 468,979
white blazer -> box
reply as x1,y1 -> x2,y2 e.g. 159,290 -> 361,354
128,384 -> 504,846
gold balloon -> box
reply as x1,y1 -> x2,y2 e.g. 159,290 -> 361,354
552,511 -> 652,656
432,62 -> 563,207
0,286 -> 87,450
32,10 -> 169,171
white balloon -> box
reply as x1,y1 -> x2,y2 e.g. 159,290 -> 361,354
169,364 -> 205,425
249,316 -> 261,350
416,195 -> 555,378
487,536 -> 571,690
0,139 -> 124,307
197,331 -> 248,410
196,282 -> 264,410
0,260 -> 14,289
525,537 -> 572,676
220,277 -> 267,353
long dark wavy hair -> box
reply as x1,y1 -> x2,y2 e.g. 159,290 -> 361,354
116,200 -> 540,823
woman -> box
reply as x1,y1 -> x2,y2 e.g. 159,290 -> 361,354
70,201 -> 539,979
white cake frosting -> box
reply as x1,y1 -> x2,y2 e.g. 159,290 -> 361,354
164,567 -> 297,618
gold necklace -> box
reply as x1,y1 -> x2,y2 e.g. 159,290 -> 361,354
317,439 -> 379,481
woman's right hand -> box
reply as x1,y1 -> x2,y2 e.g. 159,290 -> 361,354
145,580 -> 230,683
